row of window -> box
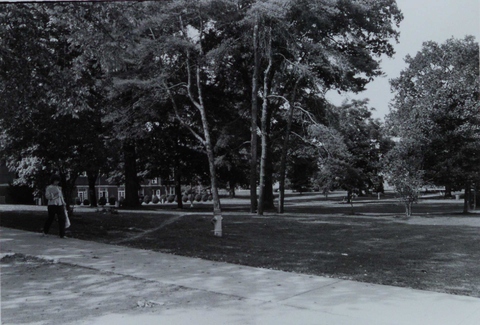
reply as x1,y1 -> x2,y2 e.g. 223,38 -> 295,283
76,186 -> 175,201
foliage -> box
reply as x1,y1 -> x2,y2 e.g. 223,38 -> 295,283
382,140 -> 425,217
331,99 -> 393,194
387,36 -> 480,212
1,1 -> 404,220
0,4 -> 109,203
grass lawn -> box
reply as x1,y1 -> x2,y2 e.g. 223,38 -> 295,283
1,192 -> 479,298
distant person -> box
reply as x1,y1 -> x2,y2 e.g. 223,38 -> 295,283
43,174 -> 67,238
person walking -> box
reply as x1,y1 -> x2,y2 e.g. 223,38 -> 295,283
43,174 -> 67,238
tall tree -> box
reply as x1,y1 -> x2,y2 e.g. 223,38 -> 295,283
333,99 -> 392,199
241,0 -> 403,213
0,3 -> 109,209
382,139 -> 425,217
388,36 -> 480,213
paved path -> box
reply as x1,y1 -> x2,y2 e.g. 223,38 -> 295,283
1,227 -> 479,325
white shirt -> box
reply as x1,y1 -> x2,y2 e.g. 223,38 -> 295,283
45,185 -> 66,206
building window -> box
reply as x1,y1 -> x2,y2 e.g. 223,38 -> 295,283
99,188 -> 108,198
118,190 -> 125,200
151,178 -> 158,185
78,189 -> 87,202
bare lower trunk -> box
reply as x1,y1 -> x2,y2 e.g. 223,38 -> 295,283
87,170 -> 98,207
179,15 -> 222,235
194,65 -> 222,235
123,141 -> 140,208
250,22 -> 259,213
473,183 -> 477,210
264,153 -> 275,210
405,201 -> 412,217
174,164 -> 183,209
56,166 -> 77,215
463,183 -> 471,214
258,27 -> 272,216
278,79 -> 301,213
444,184 -> 452,198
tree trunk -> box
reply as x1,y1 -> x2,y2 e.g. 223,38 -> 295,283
263,106 -> 274,211
264,153 -> 275,210
57,170 -> 77,216
473,183 -> 477,210
201,112 -> 223,235
194,65 -> 223,236
278,79 -> 300,213
258,27 -> 272,216
463,182 -> 471,214
174,164 -> 183,209
228,177 -> 236,198
86,170 -> 98,207
444,184 -> 452,198
405,201 -> 412,217
250,21 -> 260,213
123,141 -> 140,208
346,190 -> 352,204
178,15 -> 222,235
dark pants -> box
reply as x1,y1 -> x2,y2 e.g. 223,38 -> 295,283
44,205 -> 66,238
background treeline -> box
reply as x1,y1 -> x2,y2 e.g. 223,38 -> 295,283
1,1 -> 478,217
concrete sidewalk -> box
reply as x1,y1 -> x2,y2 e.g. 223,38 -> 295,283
1,227 -> 479,325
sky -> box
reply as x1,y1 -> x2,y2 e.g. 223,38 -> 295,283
326,0 -> 480,120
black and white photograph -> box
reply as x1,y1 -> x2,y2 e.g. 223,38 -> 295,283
1,0 -> 479,324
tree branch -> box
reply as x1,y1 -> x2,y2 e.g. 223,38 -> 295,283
163,81 -> 205,145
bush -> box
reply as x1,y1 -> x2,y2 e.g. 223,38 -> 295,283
119,197 -> 125,207
143,195 -> 151,204
83,199 -> 90,206
6,185 -> 34,204
108,196 -> 116,205
152,195 -> 159,204
195,194 -> 202,202
182,195 -> 188,202
202,194 -> 208,202
75,197 -> 81,205
160,195 -> 167,203
98,197 -> 107,206
167,195 -> 175,203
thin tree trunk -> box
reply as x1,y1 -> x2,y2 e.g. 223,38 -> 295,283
177,14 -> 222,235
258,27 -> 272,216
444,183 -> 452,198
463,182 -> 471,214
194,62 -> 223,234
250,21 -> 260,213
264,149 -> 275,210
405,201 -> 412,217
473,183 -> 477,210
123,141 -> 140,208
57,169 -> 77,216
174,164 -> 183,209
228,174 -> 236,198
263,84 -> 275,211
86,170 -> 98,207
278,80 -> 301,213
